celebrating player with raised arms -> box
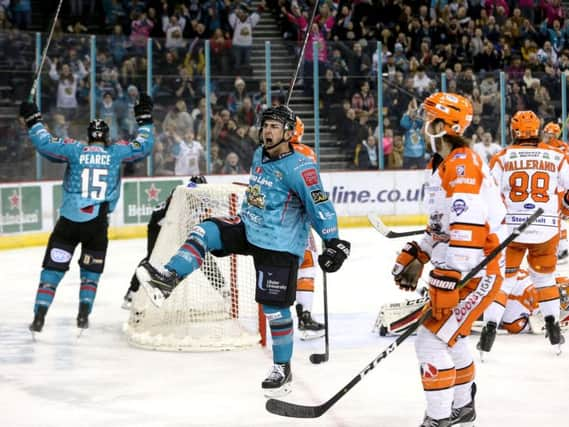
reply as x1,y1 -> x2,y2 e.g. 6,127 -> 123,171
391,93 -> 507,426
136,105 -> 350,397
479,111 -> 568,356
20,93 -> 154,334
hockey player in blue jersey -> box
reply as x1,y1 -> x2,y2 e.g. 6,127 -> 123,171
136,105 -> 350,396
20,93 -> 154,334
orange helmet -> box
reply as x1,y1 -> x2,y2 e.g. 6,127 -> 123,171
290,117 -> 304,144
510,110 -> 540,140
422,92 -> 473,136
544,121 -> 561,137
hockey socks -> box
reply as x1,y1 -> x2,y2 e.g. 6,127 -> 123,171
79,269 -> 100,314
166,222 -> 222,278
33,269 -> 65,313
263,305 -> 293,363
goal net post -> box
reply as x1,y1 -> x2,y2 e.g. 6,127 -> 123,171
124,184 -> 266,351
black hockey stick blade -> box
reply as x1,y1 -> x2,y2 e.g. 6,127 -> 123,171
309,353 -> 328,364
367,214 -> 424,238
266,208 -> 544,418
266,308 -> 431,418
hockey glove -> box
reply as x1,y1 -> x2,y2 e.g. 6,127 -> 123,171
392,241 -> 430,291
19,101 -> 43,129
428,268 -> 460,321
318,238 -> 350,273
134,93 -> 154,125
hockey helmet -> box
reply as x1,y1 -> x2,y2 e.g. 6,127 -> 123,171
544,121 -> 561,138
510,110 -> 540,140
422,92 -> 473,137
290,117 -> 305,144
88,119 -> 110,144
260,105 -> 296,132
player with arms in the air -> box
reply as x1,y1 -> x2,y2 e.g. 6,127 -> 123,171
136,105 -> 350,397
392,93 -> 507,426
479,111 -> 568,356
20,93 -> 154,334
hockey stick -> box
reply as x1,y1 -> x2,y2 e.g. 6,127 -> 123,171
266,208 -> 543,418
367,213 -> 425,238
28,0 -> 65,102
309,271 -> 329,364
285,0 -> 320,106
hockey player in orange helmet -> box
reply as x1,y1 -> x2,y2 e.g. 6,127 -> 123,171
542,121 -> 568,153
543,122 -> 569,264
289,116 -> 324,339
480,109 -> 567,359
510,110 -> 540,143
392,92 -> 505,426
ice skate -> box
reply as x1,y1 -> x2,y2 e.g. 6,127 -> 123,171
262,362 -> 292,398
419,414 -> 451,427
476,321 -> 497,361
136,260 -> 180,308
29,305 -> 48,338
121,290 -> 135,310
296,304 -> 325,340
557,249 -> 568,264
450,383 -> 476,426
544,315 -> 565,355
76,303 -> 90,336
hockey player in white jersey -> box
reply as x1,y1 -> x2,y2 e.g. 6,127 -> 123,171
391,92 -> 507,427
478,110 -> 567,356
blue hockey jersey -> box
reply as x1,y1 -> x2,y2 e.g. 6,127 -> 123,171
29,122 -> 154,222
240,146 -> 339,258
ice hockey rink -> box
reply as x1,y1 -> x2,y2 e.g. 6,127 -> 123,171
1,226 -> 568,427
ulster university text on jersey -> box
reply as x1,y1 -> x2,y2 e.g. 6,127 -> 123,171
136,105 -> 350,397
479,110 -> 567,356
20,94 -> 154,335
392,92 -> 507,426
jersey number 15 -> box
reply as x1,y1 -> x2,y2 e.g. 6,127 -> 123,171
81,168 -> 108,200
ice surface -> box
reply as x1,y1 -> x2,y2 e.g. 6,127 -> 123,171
1,227 -> 567,426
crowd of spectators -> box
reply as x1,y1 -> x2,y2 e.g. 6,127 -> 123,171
273,0 -> 569,170
0,0 -> 269,179
2,1 -> 569,179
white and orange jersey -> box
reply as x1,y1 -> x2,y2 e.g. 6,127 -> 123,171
489,143 -> 569,244
299,231 -> 318,280
420,147 -> 507,276
542,138 -> 569,155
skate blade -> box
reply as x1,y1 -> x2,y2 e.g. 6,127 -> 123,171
557,257 -> 569,265
479,350 -> 486,363
121,300 -> 132,310
455,422 -> 475,427
299,330 -> 325,341
137,267 -> 165,308
30,330 -> 39,342
263,382 -> 292,398
77,328 -> 87,339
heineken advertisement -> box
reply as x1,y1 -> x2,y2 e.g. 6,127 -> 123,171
0,186 -> 42,233
123,180 -> 182,224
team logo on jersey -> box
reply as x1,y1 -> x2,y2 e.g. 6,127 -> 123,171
453,153 -> 466,159
246,185 -> 265,209
451,199 -> 468,216
311,190 -> 328,204
301,168 -> 318,186
420,363 -> 438,379
456,165 -> 465,176
274,170 -> 283,180
524,203 -> 535,209
255,166 -> 263,174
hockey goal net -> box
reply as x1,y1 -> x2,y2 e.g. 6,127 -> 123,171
124,183 -> 266,351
